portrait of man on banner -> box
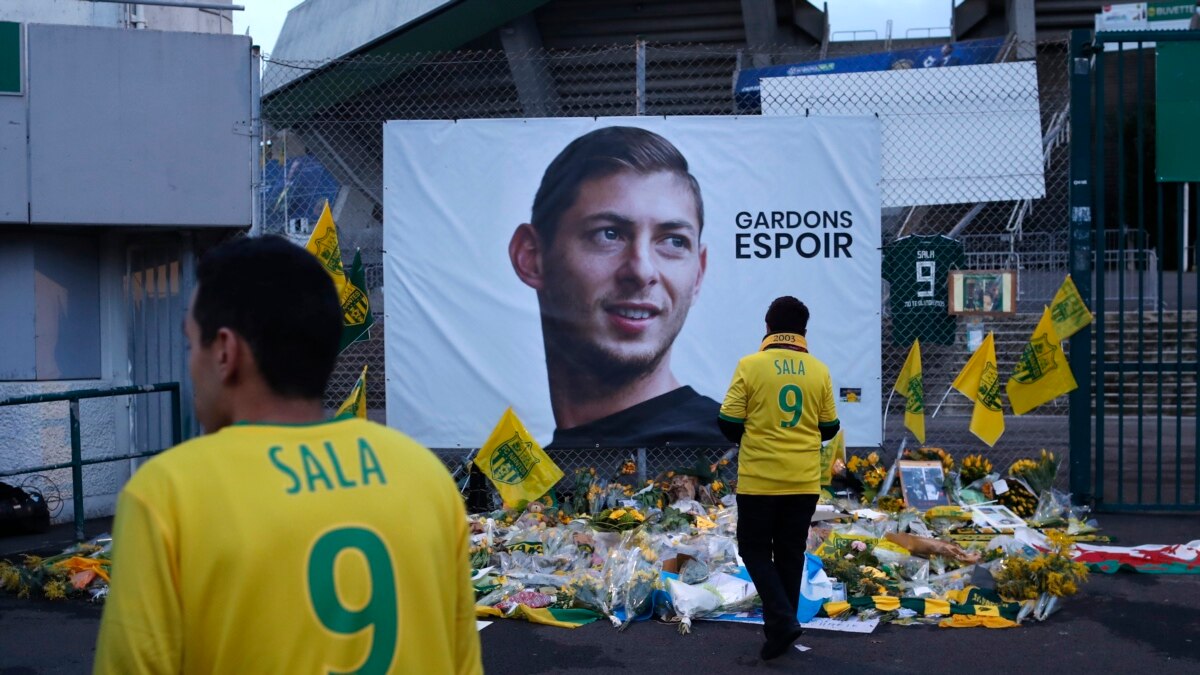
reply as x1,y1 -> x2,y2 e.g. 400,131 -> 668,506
508,126 -> 727,449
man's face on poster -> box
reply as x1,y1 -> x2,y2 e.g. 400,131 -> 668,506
531,169 -> 707,378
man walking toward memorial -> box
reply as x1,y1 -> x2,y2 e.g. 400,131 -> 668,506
717,296 -> 840,660
94,236 -> 481,674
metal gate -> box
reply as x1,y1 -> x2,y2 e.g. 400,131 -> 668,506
1068,29 -> 1199,511
125,236 -> 197,452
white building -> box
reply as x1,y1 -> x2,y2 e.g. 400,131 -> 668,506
0,0 -> 255,523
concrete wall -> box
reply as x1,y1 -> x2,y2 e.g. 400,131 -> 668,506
0,233 -> 134,525
20,24 -> 253,227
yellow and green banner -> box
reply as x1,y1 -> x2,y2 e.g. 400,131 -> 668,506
1007,306 -> 1076,415
952,332 -> 1005,446
304,202 -> 374,352
474,408 -> 564,508
893,339 -> 925,443
336,365 -> 368,419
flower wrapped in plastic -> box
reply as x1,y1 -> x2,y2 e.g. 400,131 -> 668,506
1008,449 -> 1061,497
592,507 -> 646,532
563,569 -> 617,625
994,531 -> 1088,622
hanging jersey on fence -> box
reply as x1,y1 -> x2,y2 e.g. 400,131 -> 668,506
883,235 -> 965,345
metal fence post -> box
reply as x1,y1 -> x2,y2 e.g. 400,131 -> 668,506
170,383 -> 183,446
636,447 -> 647,485
635,39 -> 646,115
69,399 -> 85,542
1067,29 -> 1095,506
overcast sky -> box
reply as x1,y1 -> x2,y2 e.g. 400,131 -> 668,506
234,0 -> 958,58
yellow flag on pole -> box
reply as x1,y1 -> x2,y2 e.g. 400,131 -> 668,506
1006,307 -> 1077,415
304,202 -> 373,352
1049,274 -> 1093,339
892,339 -> 926,444
305,201 -> 349,297
474,408 -> 564,508
336,365 -> 368,419
951,332 -> 1005,447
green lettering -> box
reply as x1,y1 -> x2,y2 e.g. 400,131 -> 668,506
359,438 -> 387,486
324,441 -> 357,488
774,360 -> 783,375
300,444 -> 334,492
268,446 -> 302,495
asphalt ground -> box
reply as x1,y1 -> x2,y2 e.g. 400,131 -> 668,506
1,513 -> 1197,674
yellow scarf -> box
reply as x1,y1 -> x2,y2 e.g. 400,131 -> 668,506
759,333 -> 808,352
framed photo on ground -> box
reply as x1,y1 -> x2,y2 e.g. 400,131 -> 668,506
948,270 -> 1016,316
971,504 -> 1027,530
897,460 -> 950,511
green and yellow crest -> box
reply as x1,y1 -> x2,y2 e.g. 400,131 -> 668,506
313,229 -> 344,276
978,362 -> 1002,412
341,284 -> 370,326
1012,336 -> 1058,384
490,433 -> 540,485
905,374 -> 924,413
1050,294 -> 1085,326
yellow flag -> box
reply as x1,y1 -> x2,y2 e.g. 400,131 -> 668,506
1049,274 -> 1093,339
951,332 -> 1005,446
820,429 -> 846,486
336,365 -> 368,419
1006,307 -> 1077,415
304,202 -> 374,352
304,201 -> 349,298
474,408 -> 564,508
893,340 -> 926,444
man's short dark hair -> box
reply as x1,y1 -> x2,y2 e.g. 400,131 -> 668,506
530,126 -> 704,245
193,235 -> 342,399
766,296 -> 810,336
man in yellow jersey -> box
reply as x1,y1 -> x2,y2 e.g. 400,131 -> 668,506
717,296 -> 839,660
94,236 -> 481,675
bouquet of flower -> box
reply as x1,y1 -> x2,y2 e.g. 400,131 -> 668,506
846,451 -> 889,501
903,446 -> 955,473
959,454 -> 993,484
993,531 -> 1088,621
632,480 -> 667,512
0,539 -> 110,602
592,507 -> 646,532
816,535 -> 897,599
565,467 -> 600,516
1009,449 -> 1060,496
615,542 -> 660,631
705,457 -> 736,501
998,481 -> 1039,518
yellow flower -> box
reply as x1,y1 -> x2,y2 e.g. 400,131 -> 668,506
610,509 -> 627,519
631,510 -> 645,522
712,481 -> 724,492
44,579 -> 68,601
720,459 -> 730,466
867,452 -> 880,465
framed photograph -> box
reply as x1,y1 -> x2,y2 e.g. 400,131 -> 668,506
971,504 -> 1027,530
948,270 -> 1016,316
897,460 -> 950,512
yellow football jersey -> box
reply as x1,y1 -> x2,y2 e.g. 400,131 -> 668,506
94,417 -> 481,675
719,334 -> 839,495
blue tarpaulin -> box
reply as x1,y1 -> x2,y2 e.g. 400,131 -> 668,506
734,36 -> 1006,110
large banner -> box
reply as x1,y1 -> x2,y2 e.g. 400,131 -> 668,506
384,116 -> 882,449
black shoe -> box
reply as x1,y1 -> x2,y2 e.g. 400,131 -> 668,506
760,625 -> 804,660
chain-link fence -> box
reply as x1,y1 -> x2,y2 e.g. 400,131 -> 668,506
259,38 -> 1079,495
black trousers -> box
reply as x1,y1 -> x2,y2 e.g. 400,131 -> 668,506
736,493 -> 819,638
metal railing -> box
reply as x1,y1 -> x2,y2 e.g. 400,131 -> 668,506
0,383 -> 182,541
